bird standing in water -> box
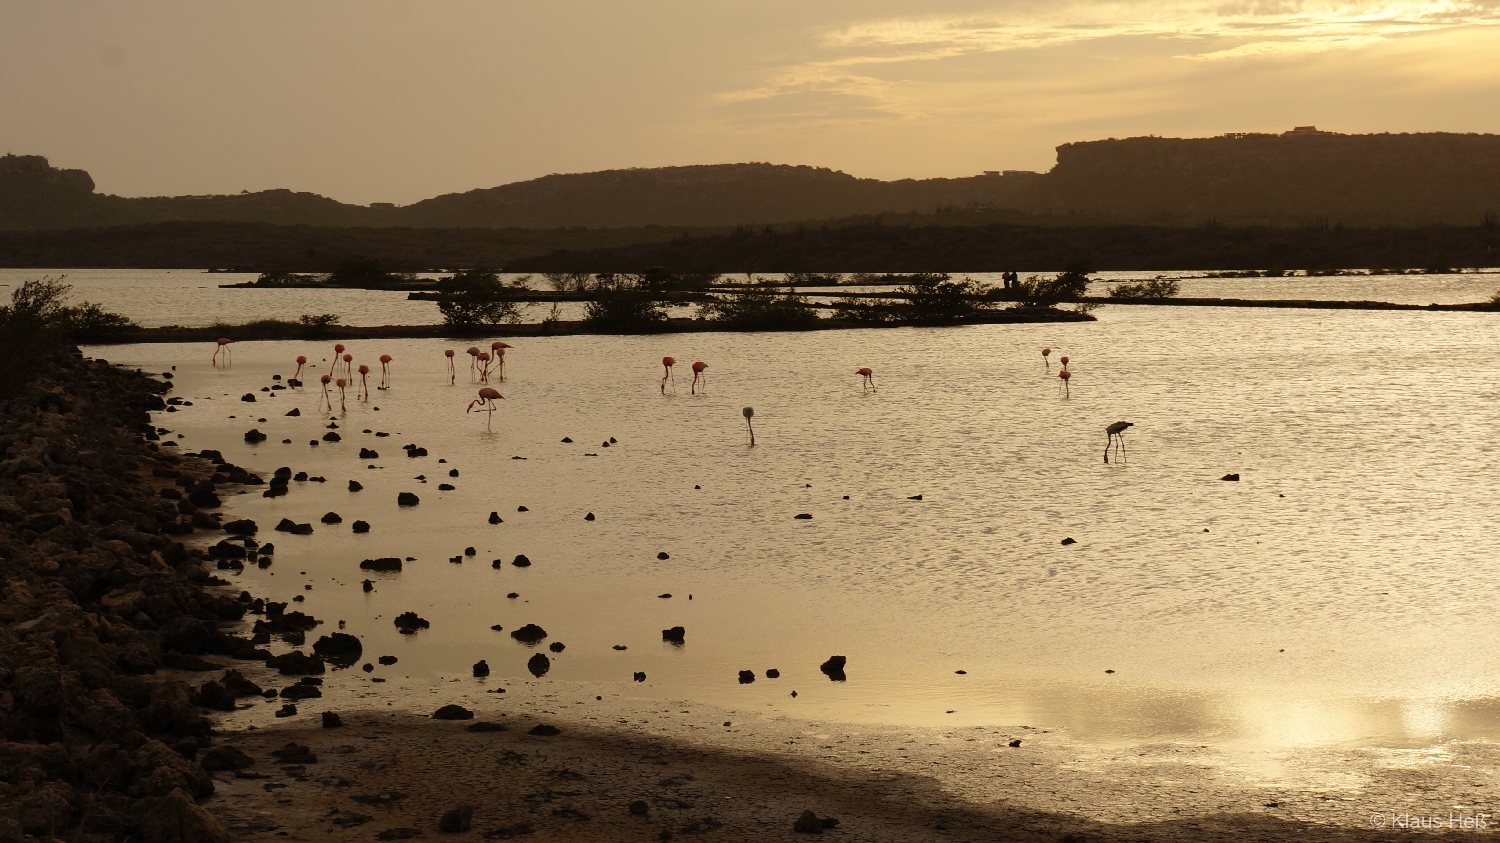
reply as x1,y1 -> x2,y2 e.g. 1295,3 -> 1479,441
857,367 -> 875,392
690,361 -> 707,394
1105,421 -> 1133,463
661,357 -> 676,394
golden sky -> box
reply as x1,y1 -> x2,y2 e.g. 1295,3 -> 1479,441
3,0 -> 1498,204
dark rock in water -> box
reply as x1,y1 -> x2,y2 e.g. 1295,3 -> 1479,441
407,447 -> 428,458
195,679 -> 236,711
527,653 -> 551,677
263,485 -> 288,499
267,651 -> 326,675
352,520 -> 370,533
657,552 -> 670,560
549,641 -> 566,652
662,626 -> 686,645
397,492 -> 420,506
313,632 -> 363,667
379,655 -> 398,665
189,486 -> 222,507
222,669 -> 263,697
449,469 -> 459,477
766,669 -> 781,679
820,656 -> 848,681
1008,738 -> 1022,747
284,521 -> 314,535
507,592 -> 519,599
201,745 -> 254,771
612,645 -> 627,650
274,703 -> 298,717
491,559 -> 503,569
629,800 -> 649,816
279,684 -> 322,700
322,711 -> 344,728
362,579 -> 374,592
517,505 -> 529,512
633,672 -> 647,682
908,494 -> 923,500
511,624 -> 547,644
658,593 -> 672,599
467,721 -> 506,732
309,440 -> 319,447
1222,473 -> 1241,481
272,742 -> 318,763
359,448 -> 379,459
473,660 -> 490,677
794,810 -> 824,834
512,554 -> 531,568
433,704 -> 474,720
286,407 -> 300,416
323,432 -> 341,442
349,480 -> 363,491
294,471 -> 308,481
362,663 -> 374,672
584,512 -> 595,521
210,540 -> 247,559
439,805 -> 475,834
794,513 -> 813,519
449,555 -> 462,564
224,518 -> 258,535
738,670 -> 756,684
464,546 -> 476,556
438,483 -> 455,491
394,612 -> 430,634
528,724 -> 561,736
490,624 -> 505,631
322,511 -> 343,524
488,512 -> 502,524
241,393 -> 257,402
1061,537 -> 1076,546
244,429 -> 268,444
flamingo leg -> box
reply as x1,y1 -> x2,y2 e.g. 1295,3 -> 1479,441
1104,435 -> 1111,464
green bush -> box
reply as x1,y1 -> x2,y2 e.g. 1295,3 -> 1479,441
583,275 -> 670,332
1014,261 -> 1093,308
830,273 -> 991,324
700,287 -> 821,330
0,277 -> 138,391
435,269 -> 522,327
1108,277 -> 1181,300
328,256 -> 397,287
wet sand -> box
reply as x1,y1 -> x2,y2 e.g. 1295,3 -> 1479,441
209,687 -> 1499,842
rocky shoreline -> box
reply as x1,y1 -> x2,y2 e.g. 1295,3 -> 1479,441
0,346 -> 289,842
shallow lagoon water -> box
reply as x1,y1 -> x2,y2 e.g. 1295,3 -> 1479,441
89,298 -> 1500,752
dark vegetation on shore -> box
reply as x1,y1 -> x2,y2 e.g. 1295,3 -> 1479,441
5,218 -> 1498,276
506,221 -> 1500,274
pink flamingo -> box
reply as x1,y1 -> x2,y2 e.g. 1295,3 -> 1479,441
1041,348 -> 1051,371
445,349 -> 456,384
1059,369 -> 1071,398
291,355 -> 306,385
661,357 -> 676,394
467,387 -> 504,427
320,375 -> 333,411
466,347 -> 480,377
342,352 -> 354,380
379,354 -> 392,389
1060,355 -> 1070,372
335,377 -> 348,414
690,361 -> 707,394
329,344 -> 346,377
212,338 -> 232,366
491,342 -> 512,382
358,364 -> 371,400
857,367 -> 875,392
477,351 -> 492,383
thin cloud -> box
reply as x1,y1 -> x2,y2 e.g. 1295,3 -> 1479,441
720,0 -> 1500,111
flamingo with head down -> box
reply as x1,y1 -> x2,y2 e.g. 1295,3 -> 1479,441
445,349 -> 456,384
690,361 -> 707,394
358,364 -> 371,400
379,354 -> 392,389
212,338 -> 232,367
467,387 -> 504,427
661,357 -> 676,394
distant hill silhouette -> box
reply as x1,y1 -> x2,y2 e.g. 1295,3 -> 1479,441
3,132 -> 1499,232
